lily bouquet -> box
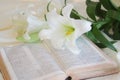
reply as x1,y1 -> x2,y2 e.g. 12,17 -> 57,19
1,0 -> 120,54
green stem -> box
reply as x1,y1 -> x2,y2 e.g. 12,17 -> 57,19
64,0 -> 67,6
47,0 -> 52,12
72,9 -> 94,22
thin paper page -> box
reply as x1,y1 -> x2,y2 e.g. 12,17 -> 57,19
26,43 -> 67,79
3,43 -> 67,80
4,46 -> 44,80
46,36 -> 107,70
45,36 -> 118,80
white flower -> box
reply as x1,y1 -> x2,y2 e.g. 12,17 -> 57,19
15,14 -> 48,43
23,15 -> 46,40
39,4 -> 92,54
13,3 -> 48,42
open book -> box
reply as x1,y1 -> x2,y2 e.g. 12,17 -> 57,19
0,36 -> 119,80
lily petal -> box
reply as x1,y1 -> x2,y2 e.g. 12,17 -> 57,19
24,15 -> 45,40
65,39 -> 81,54
27,15 -> 45,32
39,29 -> 52,40
46,9 -> 65,29
72,19 -> 92,40
39,4 -> 92,54
62,4 -> 73,18
39,29 -> 65,49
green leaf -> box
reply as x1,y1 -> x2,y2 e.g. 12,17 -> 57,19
92,25 -> 117,51
85,0 -> 119,52
95,41 -> 116,48
103,22 -> 113,36
70,9 -> 81,19
95,3 -> 107,18
85,31 -> 98,43
86,0 -> 99,21
16,32 -> 40,43
107,10 -> 120,21
93,20 -> 108,29
112,22 -> 120,40
99,0 -> 116,10
70,9 -> 93,22
118,7 -> 120,12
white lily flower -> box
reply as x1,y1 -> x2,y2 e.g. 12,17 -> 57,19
12,3 -> 48,42
39,4 -> 92,54
15,14 -> 48,43
23,15 -> 46,40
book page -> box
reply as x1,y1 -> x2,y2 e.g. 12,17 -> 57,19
26,43 -> 67,80
45,36 -> 118,79
1,43 -> 67,80
45,36 -> 118,71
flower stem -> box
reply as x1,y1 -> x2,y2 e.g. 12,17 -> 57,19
72,9 -> 93,22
